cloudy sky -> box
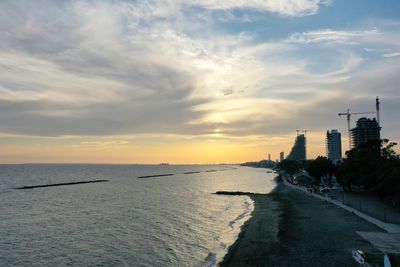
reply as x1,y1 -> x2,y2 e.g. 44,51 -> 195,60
0,0 -> 399,163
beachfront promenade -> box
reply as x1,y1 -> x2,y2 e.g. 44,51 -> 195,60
282,178 -> 400,233
329,190 -> 400,224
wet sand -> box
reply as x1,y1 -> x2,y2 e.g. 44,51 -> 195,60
219,183 -> 382,267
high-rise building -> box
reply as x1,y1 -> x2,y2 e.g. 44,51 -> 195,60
326,129 -> 342,163
280,152 -> 284,162
351,117 -> 381,148
268,154 -> 271,161
287,134 -> 306,160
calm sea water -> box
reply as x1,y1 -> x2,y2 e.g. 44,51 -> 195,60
0,164 -> 276,266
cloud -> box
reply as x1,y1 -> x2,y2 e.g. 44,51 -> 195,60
0,1 -> 212,136
80,140 -> 130,147
286,29 -> 381,44
383,52 -> 400,58
0,0 -> 399,144
111,0 -> 331,18
222,88 -> 234,96
187,0 -> 331,16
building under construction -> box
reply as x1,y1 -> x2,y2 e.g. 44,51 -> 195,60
338,97 -> 381,151
287,134 -> 306,161
351,117 -> 381,148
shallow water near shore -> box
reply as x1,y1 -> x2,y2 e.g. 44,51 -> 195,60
0,164 -> 276,266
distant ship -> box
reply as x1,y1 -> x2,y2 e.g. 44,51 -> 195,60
159,163 -> 169,166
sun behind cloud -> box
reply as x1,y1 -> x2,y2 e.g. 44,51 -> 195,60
0,0 -> 399,163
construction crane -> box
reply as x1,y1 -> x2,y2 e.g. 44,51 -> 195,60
338,109 -> 375,150
296,129 -> 310,136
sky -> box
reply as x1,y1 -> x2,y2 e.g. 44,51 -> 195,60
0,0 -> 399,164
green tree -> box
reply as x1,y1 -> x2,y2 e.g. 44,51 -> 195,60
337,139 -> 400,196
306,156 -> 336,184
381,138 -> 398,159
278,159 -> 302,174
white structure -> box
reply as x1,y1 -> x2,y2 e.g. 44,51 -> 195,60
326,129 -> 342,163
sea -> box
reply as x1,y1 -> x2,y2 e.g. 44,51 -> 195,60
0,164 -> 277,266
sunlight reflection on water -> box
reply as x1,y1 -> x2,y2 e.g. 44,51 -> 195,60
0,164 -> 276,266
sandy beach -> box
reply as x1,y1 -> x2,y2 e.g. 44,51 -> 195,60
220,183 -> 383,267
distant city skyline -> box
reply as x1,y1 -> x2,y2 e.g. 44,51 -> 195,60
0,0 -> 399,163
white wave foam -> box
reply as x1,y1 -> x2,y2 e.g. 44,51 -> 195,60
213,196 -> 255,265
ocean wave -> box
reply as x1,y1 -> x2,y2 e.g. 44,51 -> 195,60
212,197 -> 255,266
228,198 -> 254,231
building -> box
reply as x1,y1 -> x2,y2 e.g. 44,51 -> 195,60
350,117 -> 381,148
280,152 -> 284,162
326,129 -> 342,163
287,134 -> 306,160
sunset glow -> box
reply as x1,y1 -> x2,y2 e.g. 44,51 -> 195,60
0,0 -> 399,163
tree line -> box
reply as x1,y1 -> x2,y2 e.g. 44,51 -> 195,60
241,159 -> 277,169
278,139 -> 400,205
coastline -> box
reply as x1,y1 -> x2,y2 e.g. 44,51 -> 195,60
219,181 -> 382,266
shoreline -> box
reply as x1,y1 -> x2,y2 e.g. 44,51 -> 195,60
219,181 -> 382,266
